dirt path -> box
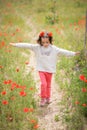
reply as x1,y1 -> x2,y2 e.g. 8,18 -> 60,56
26,52 -> 66,130
24,18 -> 66,130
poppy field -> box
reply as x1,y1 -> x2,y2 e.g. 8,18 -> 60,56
0,0 -> 87,130
0,0 -> 39,129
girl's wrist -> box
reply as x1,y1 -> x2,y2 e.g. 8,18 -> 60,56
75,52 -> 80,55
9,43 -> 16,46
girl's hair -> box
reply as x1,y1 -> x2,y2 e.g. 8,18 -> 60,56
37,31 -> 53,46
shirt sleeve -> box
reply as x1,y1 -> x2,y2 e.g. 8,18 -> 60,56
55,46 -> 76,56
14,43 -> 39,52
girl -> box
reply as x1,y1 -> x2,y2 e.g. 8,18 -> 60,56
10,31 -> 79,107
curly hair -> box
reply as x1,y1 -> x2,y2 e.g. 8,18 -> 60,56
37,31 -> 53,46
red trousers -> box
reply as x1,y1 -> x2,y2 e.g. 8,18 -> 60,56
38,71 -> 53,99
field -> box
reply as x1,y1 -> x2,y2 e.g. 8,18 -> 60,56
0,0 -> 87,130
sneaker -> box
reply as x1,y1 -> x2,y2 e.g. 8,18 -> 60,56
40,98 -> 46,107
46,98 -> 51,104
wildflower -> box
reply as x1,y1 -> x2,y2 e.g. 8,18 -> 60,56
0,32 -> 2,36
20,86 -> 26,90
74,22 -> 76,26
29,87 -> 34,90
19,91 -> 26,96
3,80 -> 8,84
1,41 -> 5,47
28,108 -> 34,112
75,101 -> 80,105
23,108 -> 29,112
2,100 -> 8,105
7,80 -> 12,84
11,82 -> 17,90
16,28 -> 20,32
79,75 -> 86,81
30,119 -> 36,124
4,32 -> 8,37
16,68 -> 19,72
0,65 -> 3,69
75,28 -> 79,31
48,32 -> 52,37
11,96 -> 15,100
84,79 -> 87,83
11,33 -> 15,36
82,104 -> 86,107
25,61 -> 29,65
78,19 -> 85,27
7,3 -> 11,7
16,84 -> 21,88
1,91 -> 7,95
11,86 -> 15,91
39,31 -> 44,37
82,88 -> 86,92
33,124 -> 39,129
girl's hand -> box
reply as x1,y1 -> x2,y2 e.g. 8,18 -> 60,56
9,43 -> 16,46
75,52 -> 80,55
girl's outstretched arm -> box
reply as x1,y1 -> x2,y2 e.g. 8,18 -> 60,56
55,46 -> 80,56
9,43 -> 39,52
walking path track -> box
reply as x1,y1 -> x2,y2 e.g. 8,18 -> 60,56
24,18 -> 66,130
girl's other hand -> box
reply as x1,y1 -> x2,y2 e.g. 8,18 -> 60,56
9,43 -> 16,46
75,52 -> 80,55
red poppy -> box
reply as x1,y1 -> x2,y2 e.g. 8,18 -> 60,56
82,104 -> 86,107
3,80 -> 8,84
39,31 -> 44,37
16,28 -> 20,32
70,24 -> 72,26
78,19 -> 85,26
25,61 -> 29,65
48,32 -> 52,37
28,108 -> 34,112
29,87 -> 34,90
4,32 -> 8,37
82,88 -> 86,92
75,28 -> 80,31
8,80 -> 12,84
1,91 -> 7,95
19,91 -> 26,96
16,68 -> 19,72
2,100 -> 8,105
75,101 -> 80,105
16,84 -> 20,88
12,82 -> 17,86
11,82 -> 17,90
30,119 -> 36,124
1,41 -> 5,46
5,50 -> 12,53
7,3 -> 11,7
11,85 -> 15,91
23,108 -> 29,112
20,86 -> 26,90
84,79 -> 87,83
3,80 -> 12,85
79,75 -> 86,81
0,65 -> 3,69
0,32 -> 2,36
74,22 -> 76,26
11,96 -> 15,100
33,124 -> 39,129
11,33 -> 15,36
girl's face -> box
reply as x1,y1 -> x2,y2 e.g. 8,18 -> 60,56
41,37 -> 50,47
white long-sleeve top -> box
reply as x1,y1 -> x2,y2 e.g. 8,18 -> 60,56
14,43 -> 76,73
